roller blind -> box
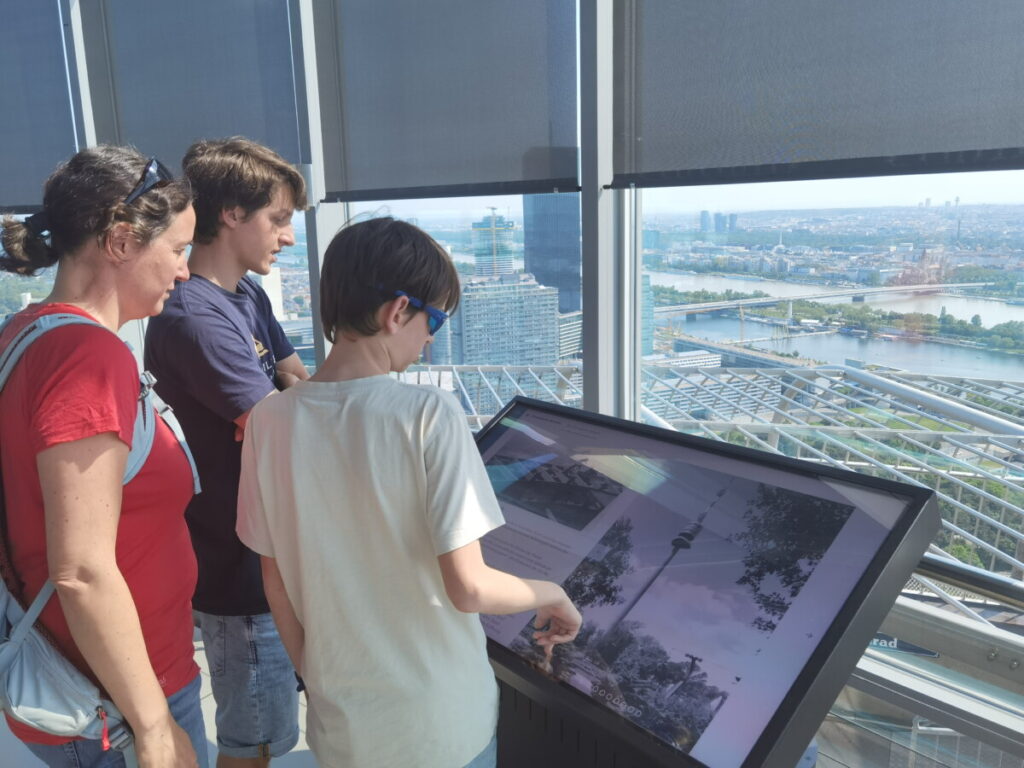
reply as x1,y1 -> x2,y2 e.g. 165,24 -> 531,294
0,1 -> 78,210
323,0 -> 578,201
85,0 -> 301,169
614,0 -> 1024,187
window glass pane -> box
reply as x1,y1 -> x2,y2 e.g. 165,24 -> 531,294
639,171 -> 1024,576
346,195 -> 583,427
256,212 -> 315,371
0,217 -> 55,311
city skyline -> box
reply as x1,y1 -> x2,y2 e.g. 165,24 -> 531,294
351,168 -> 1024,225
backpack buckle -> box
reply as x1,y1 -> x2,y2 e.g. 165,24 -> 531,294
139,371 -> 157,401
106,721 -> 134,752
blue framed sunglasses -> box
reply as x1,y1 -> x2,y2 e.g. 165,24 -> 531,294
382,288 -> 448,335
123,156 -> 174,205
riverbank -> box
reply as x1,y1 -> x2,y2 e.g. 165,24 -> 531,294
661,312 -> 1024,380
717,306 -> 1024,355
865,331 -> 1024,357
648,270 -> 1023,323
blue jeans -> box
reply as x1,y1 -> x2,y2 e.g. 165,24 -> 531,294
25,674 -> 208,768
193,610 -> 299,759
464,733 -> 497,768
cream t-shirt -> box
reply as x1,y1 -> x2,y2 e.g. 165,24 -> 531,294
237,375 -> 503,768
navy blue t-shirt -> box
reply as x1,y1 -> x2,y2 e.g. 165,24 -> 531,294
145,274 -> 295,615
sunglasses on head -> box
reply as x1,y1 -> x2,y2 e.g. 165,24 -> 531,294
379,288 -> 448,335
123,157 -> 174,205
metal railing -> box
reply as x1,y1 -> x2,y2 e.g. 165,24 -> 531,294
399,361 -> 1024,579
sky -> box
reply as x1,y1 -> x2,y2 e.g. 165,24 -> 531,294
347,196 -> 523,225
348,168 -> 1024,225
578,488 -> 762,695
642,169 -> 1024,214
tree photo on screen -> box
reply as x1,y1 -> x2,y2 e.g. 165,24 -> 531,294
508,474 -> 857,754
732,485 -> 855,633
562,518 -> 635,608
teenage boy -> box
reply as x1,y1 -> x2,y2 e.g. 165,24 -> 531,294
145,137 -> 309,767
235,217 -> 582,768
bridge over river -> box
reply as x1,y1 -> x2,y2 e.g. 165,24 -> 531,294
653,282 -> 994,317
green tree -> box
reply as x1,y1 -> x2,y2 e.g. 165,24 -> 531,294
0,273 -> 55,314
947,541 -> 985,569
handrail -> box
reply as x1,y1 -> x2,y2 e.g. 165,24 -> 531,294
851,650 -> 1024,761
915,553 -> 1024,612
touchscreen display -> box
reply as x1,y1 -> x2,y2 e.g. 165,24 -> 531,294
477,403 -> 915,767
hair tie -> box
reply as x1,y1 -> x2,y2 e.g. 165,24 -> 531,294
24,211 -> 51,238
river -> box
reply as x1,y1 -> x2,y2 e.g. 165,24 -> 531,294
648,271 -> 1024,380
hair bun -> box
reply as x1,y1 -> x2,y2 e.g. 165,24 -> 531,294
24,211 -> 52,237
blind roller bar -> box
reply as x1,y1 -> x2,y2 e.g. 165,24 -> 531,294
325,178 -> 581,204
609,147 -> 1024,190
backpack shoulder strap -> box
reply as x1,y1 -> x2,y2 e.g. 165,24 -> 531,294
0,313 -> 103,393
150,387 -> 202,494
0,315 -> 106,618
0,313 -> 162,488
123,372 -> 156,485
127,375 -> 200,494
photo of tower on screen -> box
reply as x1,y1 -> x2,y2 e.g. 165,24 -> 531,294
509,471 -> 855,754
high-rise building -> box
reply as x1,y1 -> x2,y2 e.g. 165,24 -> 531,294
700,210 -> 711,233
449,274 -> 558,365
728,213 -> 738,232
422,317 -> 452,365
472,209 -> 516,277
522,192 -> 581,313
714,212 -> 727,233
558,310 -> 582,361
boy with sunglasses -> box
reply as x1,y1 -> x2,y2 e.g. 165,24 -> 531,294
144,137 -> 309,767
235,217 -> 582,768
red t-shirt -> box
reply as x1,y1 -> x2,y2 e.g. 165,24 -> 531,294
0,304 -> 199,744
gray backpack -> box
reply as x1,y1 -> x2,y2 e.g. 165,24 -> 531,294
0,312 -> 200,760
